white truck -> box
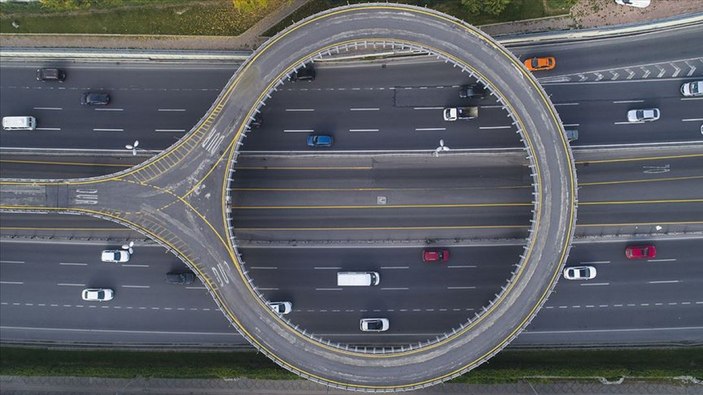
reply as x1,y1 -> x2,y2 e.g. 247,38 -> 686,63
443,106 -> 478,121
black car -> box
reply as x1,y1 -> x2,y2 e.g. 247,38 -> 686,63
36,68 -> 66,82
165,271 -> 196,285
81,92 -> 110,106
290,65 -> 316,82
458,83 -> 486,99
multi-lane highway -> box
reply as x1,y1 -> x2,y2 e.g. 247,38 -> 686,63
1,11 -> 702,361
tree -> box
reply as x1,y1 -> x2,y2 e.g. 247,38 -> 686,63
461,0 -> 513,16
232,0 -> 270,14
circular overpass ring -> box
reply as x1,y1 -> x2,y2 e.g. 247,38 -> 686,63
223,3 -> 576,391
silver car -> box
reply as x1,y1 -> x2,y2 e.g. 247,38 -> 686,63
81,288 -> 114,301
627,108 -> 660,123
360,318 -> 389,332
681,81 -> 703,97
268,301 -> 292,315
101,249 -> 130,263
563,266 -> 597,281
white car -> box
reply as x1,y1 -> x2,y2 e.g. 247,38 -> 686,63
268,301 -> 292,315
81,288 -> 114,301
563,266 -> 597,281
681,81 -> 703,97
627,108 -> 660,123
360,318 -> 389,332
101,249 -> 130,263
614,0 -> 651,8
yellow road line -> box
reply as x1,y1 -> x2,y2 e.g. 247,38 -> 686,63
0,226 -> 129,231
233,202 -> 532,209
0,159 -> 132,168
576,153 -> 703,165
235,166 -> 373,170
580,198 -> 703,205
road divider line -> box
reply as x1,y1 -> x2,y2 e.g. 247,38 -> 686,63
614,121 -> 639,125
0,260 -> 24,264
682,118 -> 703,122
33,107 -> 62,110
59,262 -> 88,266
0,281 -> 23,285
249,266 -> 278,270
553,102 -> 580,106
122,285 -> 150,288
413,107 -> 444,110
648,280 -> 680,284
315,288 -> 342,291
122,264 -> 149,268
381,287 -> 409,291
447,286 -> 476,290
447,265 -> 477,269
285,108 -> 315,112
314,266 -> 342,270
35,127 -> 61,131
349,108 -> 379,111
379,266 -> 409,270
562,123 -> 580,127
580,260 -> 610,264
414,127 -> 445,131
57,283 -> 85,287
647,258 -> 677,262
479,126 -> 512,130
155,129 -> 186,132
612,100 -> 644,104
349,128 -> 379,132
94,108 -> 124,111
283,129 -> 314,133
93,128 -> 124,132
157,108 -> 186,112
580,282 -> 610,286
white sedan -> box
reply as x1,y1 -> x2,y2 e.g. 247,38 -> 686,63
563,266 -> 597,281
627,108 -> 660,123
81,288 -> 114,302
268,301 -> 293,315
101,249 -> 130,263
615,0 -> 651,8
360,318 -> 390,332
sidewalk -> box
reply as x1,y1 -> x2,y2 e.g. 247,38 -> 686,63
1,0 -> 702,51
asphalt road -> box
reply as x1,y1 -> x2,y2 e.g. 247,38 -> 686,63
2,238 -> 701,347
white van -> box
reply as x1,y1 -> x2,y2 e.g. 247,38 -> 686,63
2,116 -> 36,131
337,272 -> 380,287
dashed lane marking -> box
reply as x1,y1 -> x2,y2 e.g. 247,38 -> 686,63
648,280 -> 680,284
579,283 -> 610,286
59,262 -> 87,266
0,260 -> 24,264
0,281 -> 23,285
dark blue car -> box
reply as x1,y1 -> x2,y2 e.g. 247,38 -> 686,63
307,134 -> 333,148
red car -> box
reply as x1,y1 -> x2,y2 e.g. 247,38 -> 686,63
422,248 -> 450,263
625,245 -> 656,259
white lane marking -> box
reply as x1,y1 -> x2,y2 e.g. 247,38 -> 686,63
155,129 -> 186,132
0,281 -> 24,285
413,107 -> 444,110
447,265 -> 477,269
349,108 -> 379,111
648,280 -> 680,284
185,286 -> 206,290
381,287 -> 409,291
35,127 -> 61,131
313,266 -> 342,270
680,97 -> 703,101
647,258 -> 676,262
682,118 -> 703,122
0,326 -> 240,336
479,126 -> 512,130
122,285 -> 150,289
94,108 -> 124,111
523,326 -> 703,335
122,264 -> 149,268
379,266 -> 409,270
59,262 -> 87,266
258,287 -> 279,291
93,128 -> 124,132
614,121 -> 639,125
415,127 -> 445,131
285,108 -> 315,112
612,100 -> 644,104
580,260 -> 610,264
157,108 -> 186,112
563,123 -> 580,127
349,129 -> 379,132
315,288 -> 343,291
249,266 -> 278,270
283,129 -> 314,133
33,107 -> 62,110
580,282 -> 610,286
447,286 -> 476,290
480,105 -> 504,108
57,283 -> 85,287
553,102 -> 580,106
0,260 -> 24,264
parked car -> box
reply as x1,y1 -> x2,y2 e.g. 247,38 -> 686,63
523,56 -> 556,71
615,0 -> 651,8
422,248 -> 450,263
166,271 -> 196,285
563,266 -> 597,280
680,80 -> 703,97
290,65 -> 316,82
36,68 -> 66,82
360,318 -> 389,332
268,301 -> 293,315
101,249 -> 130,263
81,92 -> 110,106
459,83 -> 486,99
307,134 -> 333,148
627,108 -> 660,122
81,288 -> 114,302
625,244 -> 656,259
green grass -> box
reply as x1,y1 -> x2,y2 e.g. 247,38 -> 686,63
0,0 -> 282,35
2,347 -> 701,383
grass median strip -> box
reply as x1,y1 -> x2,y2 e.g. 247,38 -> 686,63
2,347 -> 700,383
